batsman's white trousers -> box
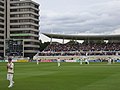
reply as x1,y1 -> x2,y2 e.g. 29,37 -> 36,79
7,73 -> 13,81
7,73 -> 14,86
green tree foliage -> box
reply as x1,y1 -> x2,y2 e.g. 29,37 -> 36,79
39,40 -> 50,51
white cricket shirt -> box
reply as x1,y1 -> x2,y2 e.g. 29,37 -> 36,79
7,62 -> 14,74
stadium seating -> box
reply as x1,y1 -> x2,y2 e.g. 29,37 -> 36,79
40,42 -> 120,56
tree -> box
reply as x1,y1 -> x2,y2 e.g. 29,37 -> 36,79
39,40 -> 50,51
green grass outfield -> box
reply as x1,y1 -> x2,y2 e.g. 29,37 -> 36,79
1,62 -> 120,90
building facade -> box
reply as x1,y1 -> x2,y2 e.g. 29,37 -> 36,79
1,0 -> 40,57
0,0 -> 5,56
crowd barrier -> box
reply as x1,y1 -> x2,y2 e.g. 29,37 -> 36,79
3,58 -> 29,62
1,59 -> 120,62
1,55 -> 120,63
0,60 -> 5,62
30,59 -> 119,63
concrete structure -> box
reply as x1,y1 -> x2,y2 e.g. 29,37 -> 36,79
0,0 -> 40,57
42,33 -> 120,44
0,0 -> 5,56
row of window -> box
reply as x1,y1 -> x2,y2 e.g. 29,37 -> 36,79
10,19 -> 38,24
24,42 -> 39,45
0,19 -> 4,23
0,42 -> 4,45
10,30 -> 38,35
0,2 -> 4,6
24,47 -> 39,50
0,25 -> 4,28
10,13 -> 39,19
10,8 -> 39,14
10,2 -> 39,9
0,13 -> 4,17
0,36 -> 4,39
11,36 -> 38,40
10,0 -> 19,1
0,30 -> 4,34
10,25 -> 39,29
0,7 -> 4,12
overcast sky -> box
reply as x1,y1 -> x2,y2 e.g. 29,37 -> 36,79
33,0 -> 120,42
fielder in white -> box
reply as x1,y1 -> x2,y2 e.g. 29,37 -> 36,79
57,58 -> 61,67
108,57 -> 112,64
33,51 -> 40,65
7,58 -> 14,88
79,59 -> 83,65
85,57 -> 89,64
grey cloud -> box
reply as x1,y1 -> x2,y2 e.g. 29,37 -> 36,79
40,0 -> 120,35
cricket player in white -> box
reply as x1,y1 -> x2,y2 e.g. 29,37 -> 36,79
79,58 -> 83,65
7,58 -> 14,88
33,51 -> 40,65
57,58 -> 61,67
108,57 -> 112,64
85,57 -> 89,64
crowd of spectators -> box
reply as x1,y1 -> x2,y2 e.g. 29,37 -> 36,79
44,42 -> 120,52
40,42 -> 120,56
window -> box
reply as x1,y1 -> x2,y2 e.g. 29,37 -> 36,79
0,25 -> 4,28
0,30 -> 4,34
10,9 -> 18,12
0,13 -> 4,17
0,19 -> 4,23
0,36 -> 4,39
10,14 -> 19,17
10,3 -> 19,7
0,8 -> 4,12
10,0 -> 19,1
0,2 -> 4,6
